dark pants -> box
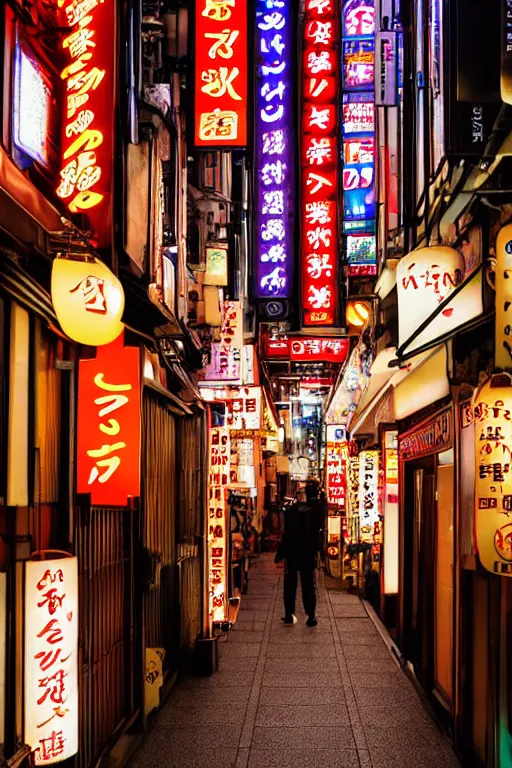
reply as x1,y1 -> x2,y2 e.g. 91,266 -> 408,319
283,559 -> 316,618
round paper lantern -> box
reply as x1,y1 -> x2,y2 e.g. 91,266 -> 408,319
473,374 -> 512,576
51,256 -> 125,346
396,246 -> 464,348
346,300 -> 370,328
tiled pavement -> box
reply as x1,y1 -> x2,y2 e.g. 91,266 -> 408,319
131,554 -> 460,768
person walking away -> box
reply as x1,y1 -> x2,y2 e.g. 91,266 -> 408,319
275,481 -> 324,627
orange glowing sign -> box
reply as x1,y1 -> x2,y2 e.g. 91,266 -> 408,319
56,0 -> 115,248
195,0 -> 247,147
77,336 -> 141,506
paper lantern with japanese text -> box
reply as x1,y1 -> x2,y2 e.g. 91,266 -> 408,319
24,556 -> 78,765
397,246 -> 465,348
474,375 -> 512,576
51,256 -> 125,346
495,224 -> 512,370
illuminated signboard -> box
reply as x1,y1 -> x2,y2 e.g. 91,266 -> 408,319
326,439 -> 347,509
255,0 -> 294,299
77,336 -> 141,506
290,338 -> 349,363
13,43 -> 51,167
302,0 -> 339,326
342,94 -> 375,135
56,0 -> 115,248
204,244 -> 228,286
208,426 -> 229,620
474,376 -> 512,576
25,557 -> 78,765
203,300 -> 243,382
264,337 -> 350,362
225,387 -> 262,430
345,233 -> 376,275
343,39 -> 375,91
343,162 -> 375,220
194,0 -> 247,146
343,0 -> 375,37
359,449 -> 379,543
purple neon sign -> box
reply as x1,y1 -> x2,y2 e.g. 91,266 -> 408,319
255,0 -> 294,299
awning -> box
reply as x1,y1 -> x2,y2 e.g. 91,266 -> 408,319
350,344 -> 450,435
120,268 -> 185,341
0,247 -> 67,339
143,377 -> 194,416
394,343 -> 450,420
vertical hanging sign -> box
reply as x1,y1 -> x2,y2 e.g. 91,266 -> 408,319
195,0 -> 248,147
208,426 -> 230,621
24,557 -> 79,765
56,0 -> 116,249
255,0 -> 295,299
301,0 -> 339,326
77,336 -> 141,506
359,449 -> 379,543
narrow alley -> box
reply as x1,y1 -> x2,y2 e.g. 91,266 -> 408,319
131,554 -> 460,768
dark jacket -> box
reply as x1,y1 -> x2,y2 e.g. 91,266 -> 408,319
277,499 -> 324,567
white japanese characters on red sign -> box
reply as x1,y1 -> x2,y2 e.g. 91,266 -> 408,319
24,557 -> 78,765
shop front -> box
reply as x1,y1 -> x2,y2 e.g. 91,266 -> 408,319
398,405 -> 455,723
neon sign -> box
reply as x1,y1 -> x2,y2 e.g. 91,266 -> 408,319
194,0 -> 247,147
343,39 -> 375,90
342,95 -> 374,135
77,336 -> 141,506
255,0 -> 294,299
208,426 -> 229,621
13,44 -> 51,168
326,439 -> 347,509
56,0 -> 115,248
302,0 -> 339,325
343,0 -> 375,37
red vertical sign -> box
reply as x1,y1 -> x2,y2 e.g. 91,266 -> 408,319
77,336 -> 141,506
195,0 -> 248,147
302,0 -> 339,326
56,0 -> 116,249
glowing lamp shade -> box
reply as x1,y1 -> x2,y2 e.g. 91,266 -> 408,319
346,300 -> 370,327
495,224 -> 512,370
51,257 -> 125,346
474,374 -> 512,577
397,246 -> 464,348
